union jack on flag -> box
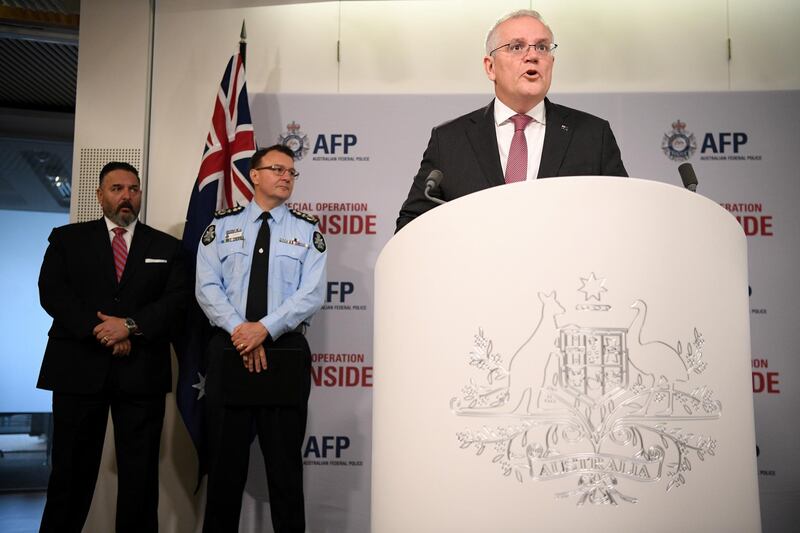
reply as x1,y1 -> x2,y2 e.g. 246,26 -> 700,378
175,49 -> 256,482
195,52 -> 256,211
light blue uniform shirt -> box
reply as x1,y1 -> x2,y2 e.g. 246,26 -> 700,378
196,201 -> 327,339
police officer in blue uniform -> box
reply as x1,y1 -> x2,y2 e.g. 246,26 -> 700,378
196,144 -> 327,533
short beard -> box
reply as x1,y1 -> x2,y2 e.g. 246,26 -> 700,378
107,207 -> 137,227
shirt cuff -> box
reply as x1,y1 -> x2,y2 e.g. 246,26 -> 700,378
223,315 -> 246,335
261,315 -> 286,340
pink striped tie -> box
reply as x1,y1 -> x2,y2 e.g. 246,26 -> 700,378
111,227 -> 128,282
504,114 -> 533,184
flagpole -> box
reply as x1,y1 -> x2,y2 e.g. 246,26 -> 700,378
176,25 -> 257,488
239,20 -> 247,66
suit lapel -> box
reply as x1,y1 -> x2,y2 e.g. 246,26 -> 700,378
119,222 -> 151,288
94,218 -> 119,286
465,101 -> 504,188
538,98 -> 573,178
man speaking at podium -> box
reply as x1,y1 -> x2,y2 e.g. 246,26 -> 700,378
396,9 -> 628,232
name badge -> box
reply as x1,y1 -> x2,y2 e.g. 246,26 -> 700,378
279,237 -> 309,248
224,229 -> 244,243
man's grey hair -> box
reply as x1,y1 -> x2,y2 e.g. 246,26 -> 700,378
485,9 -> 554,55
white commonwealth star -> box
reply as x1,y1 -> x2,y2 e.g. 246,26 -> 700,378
578,272 -> 608,301
192,372 -> 206,400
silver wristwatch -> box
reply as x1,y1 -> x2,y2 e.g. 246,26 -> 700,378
124,317 -> 139,335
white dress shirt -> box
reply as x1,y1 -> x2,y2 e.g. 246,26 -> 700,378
104,217 -> 137,250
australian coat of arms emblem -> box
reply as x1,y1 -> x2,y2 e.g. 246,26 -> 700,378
451,273 -> 721,505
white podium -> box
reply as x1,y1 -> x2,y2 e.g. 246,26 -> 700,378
372,177 -> 760,532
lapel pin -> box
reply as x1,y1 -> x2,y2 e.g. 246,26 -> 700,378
561,124 -> 569,132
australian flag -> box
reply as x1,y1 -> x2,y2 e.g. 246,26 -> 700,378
175,49 -> 256,482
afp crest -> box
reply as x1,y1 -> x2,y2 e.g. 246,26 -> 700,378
661,119 -> 697,162
278,121 -> 310,160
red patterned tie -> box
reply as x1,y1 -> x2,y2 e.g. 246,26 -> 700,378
112,227 -> 128,282
505,114 -> 533,184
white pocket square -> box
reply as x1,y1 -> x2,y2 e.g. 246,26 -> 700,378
145,258 -> 168,263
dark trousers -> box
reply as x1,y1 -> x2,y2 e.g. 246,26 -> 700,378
39,388 -> 165,533
202,332 -> 311,533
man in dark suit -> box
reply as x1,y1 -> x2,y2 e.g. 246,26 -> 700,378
37,161 -> 188,533
397,9 -> 627,232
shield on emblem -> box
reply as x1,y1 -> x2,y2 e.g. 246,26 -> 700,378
557,326 -> 629,405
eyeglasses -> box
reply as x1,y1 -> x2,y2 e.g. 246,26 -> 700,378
490,41 -> 558,57
254,165 -> 300,179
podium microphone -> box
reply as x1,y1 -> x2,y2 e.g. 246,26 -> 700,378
678,163 -> 699,192
424,169 -> 446,205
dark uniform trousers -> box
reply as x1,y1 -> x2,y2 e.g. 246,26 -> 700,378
202,330 -> 311,533
39,365 -> 165,533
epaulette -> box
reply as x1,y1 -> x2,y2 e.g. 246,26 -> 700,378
288,207 -> 319,224
213,205 -> 245,219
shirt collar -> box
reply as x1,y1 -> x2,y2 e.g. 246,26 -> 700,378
494,98 -> 546,127
246,200 -> 288,224
104,216 -> 137,235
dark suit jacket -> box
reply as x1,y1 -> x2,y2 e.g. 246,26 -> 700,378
37,218 -> 188,395
396,98 -> 628,231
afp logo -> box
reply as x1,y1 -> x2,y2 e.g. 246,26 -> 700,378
304,435 -> 350,459
322,280 -> 366,311
663,119 -> 756,162
326,281 -> 354,303
662,119 -> 697,161
314,133 -> 357,155
701,131 -> 748,155
279,121 -> 367,162
278,121 -> 310,160
303,434 -> 364,466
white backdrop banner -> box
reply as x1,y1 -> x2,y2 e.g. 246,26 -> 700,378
238,91 -> 799,532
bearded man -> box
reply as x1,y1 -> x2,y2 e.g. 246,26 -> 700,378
37,161 -> 188,533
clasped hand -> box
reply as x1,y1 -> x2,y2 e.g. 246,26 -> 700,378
231,322 -> 269,373
93,311 -> 131,357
